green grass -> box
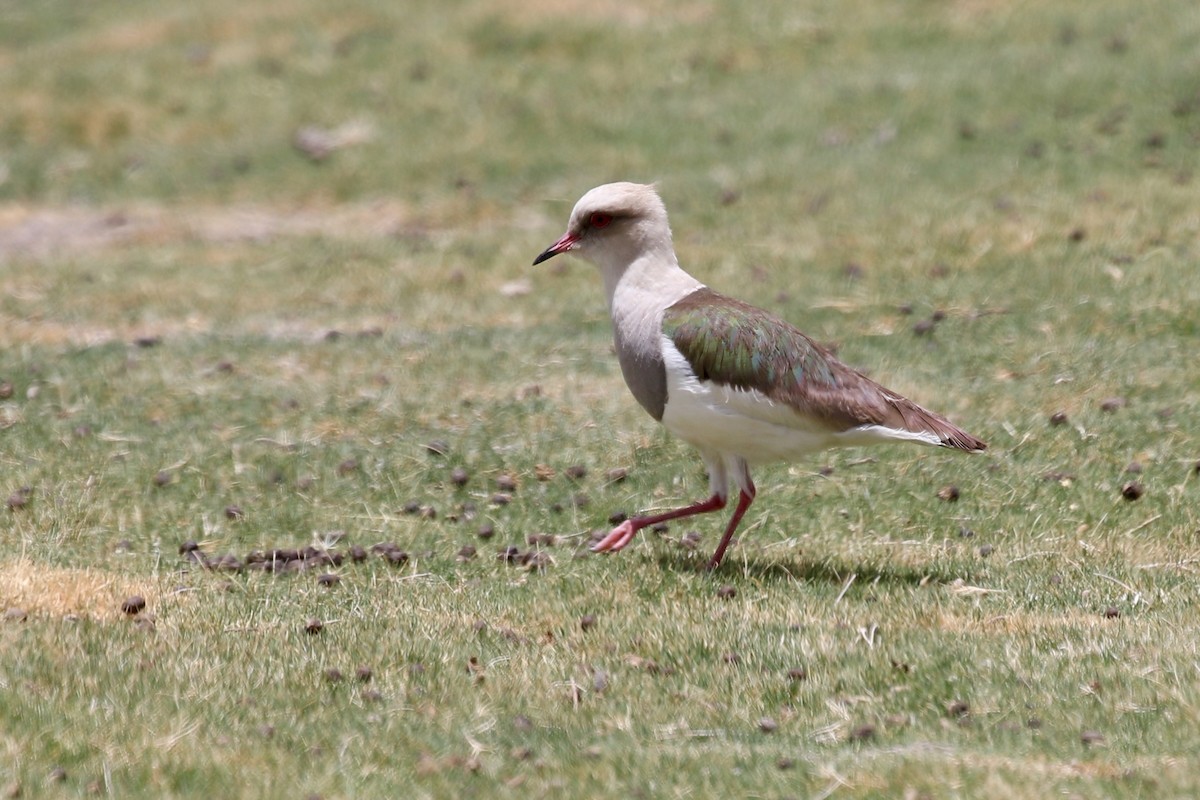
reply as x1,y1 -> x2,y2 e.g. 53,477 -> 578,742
2,0 -> 1200,797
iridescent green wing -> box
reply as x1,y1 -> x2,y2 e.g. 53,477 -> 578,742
663,288 -> 840,398
664,287 -> 985,447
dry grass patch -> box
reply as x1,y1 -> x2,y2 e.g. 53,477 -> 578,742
0,558 -> 166,622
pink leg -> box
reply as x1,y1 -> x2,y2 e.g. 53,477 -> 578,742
705,486 -> 756,571
591,493 -> 727,554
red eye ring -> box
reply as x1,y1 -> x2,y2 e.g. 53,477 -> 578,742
589,212 -> 613,229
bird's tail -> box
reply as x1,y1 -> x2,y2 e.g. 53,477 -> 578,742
886,393 -> 987,452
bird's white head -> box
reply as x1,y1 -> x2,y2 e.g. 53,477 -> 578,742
533,182 -> 675,277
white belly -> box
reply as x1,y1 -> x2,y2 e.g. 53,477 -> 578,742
659,339 -> 942,463
662,380 -> 836,463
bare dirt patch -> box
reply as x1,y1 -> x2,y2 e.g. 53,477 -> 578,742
0,200 -> 415,262
481,0 -> 713,26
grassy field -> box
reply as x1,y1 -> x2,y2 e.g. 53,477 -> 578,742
2,0 -> 1200,796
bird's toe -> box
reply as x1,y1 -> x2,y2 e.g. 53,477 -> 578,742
592,520 -> 638,553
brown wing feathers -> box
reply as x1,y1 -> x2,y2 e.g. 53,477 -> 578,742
666,288 -> 986,452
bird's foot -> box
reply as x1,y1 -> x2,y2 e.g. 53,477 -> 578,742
591,520 -> 639,553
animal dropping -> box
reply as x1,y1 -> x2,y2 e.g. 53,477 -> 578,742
533,183 -> 986,569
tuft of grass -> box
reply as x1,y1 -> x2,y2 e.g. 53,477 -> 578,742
2,0 -> 1199,797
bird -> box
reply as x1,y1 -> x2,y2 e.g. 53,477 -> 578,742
532,182 -> 986,570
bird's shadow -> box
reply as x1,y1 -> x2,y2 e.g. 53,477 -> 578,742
652,548 -> 973,588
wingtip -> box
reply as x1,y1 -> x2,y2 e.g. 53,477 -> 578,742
943,432 -> 987,452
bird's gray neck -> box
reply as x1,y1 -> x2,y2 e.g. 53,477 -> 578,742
604,253 -> 703,421
599,244 -> 698,309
